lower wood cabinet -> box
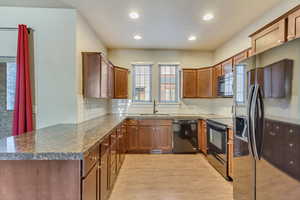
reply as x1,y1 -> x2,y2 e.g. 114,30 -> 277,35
100,144 -> 109,200
127,119 -> 172,153
82,163 -> 98,200
198,120 -> 207,155
227,128 -> 234,179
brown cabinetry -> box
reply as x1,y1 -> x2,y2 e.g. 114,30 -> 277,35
100,137 -> 110,200
198,120 -> 207,155
233,50 -> 248,65
127,119 -> 172,153
197,67 -> 213,98
247,68 -> 264,90
227,128 -> 234,179
114,67 -> 129,99
288,8 -> 300,41
127,123 -> 139,152
264,59 -> 293,98
82,52 -> 101,98
182,69 -> 198,98
82,163 -> 98,200
250,19 -> 286,55
108,63 -> 114,98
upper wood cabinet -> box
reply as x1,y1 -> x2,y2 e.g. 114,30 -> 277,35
288,7 -> 300,41
221,58 -> 233,74
82,52 -> 115,99
82,52 -> 101,98
264,59 -> 293,98
114,67 -> 129,99
233,50 -> 248,65
108,62 -> 114,98
197,67 -> 213,98
250,18 -> 286,55
182,69 -> 198,98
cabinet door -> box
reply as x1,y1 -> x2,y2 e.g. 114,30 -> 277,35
200,120 -> 207,155
114,67 -> 128,99
153,126 -> 172,152
288,8 -> 300,41
182,69 -> 197,98
197,67 -> 213,98
221,59 -> 233,74
264,66 -> 272,98
138,126 -> 154,152
100,56 -> 108,98
233,50 -> 248,66
82,52 -> 101,98
251,19 -> 286,54
100,150 -> 109,200
82,165 -> 97,200
107,64 -> 114,98
127,126 -> 139,152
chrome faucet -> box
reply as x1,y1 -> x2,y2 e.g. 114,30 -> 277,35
153,100 -> 158,114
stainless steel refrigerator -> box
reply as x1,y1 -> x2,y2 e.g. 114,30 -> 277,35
233,38 -> 300,200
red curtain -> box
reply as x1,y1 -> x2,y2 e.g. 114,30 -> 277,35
12,24 -> 33,136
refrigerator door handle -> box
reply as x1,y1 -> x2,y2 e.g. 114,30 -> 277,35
250,85 -> 259,160
247,85 -> 255,158
257,85 -> 264,159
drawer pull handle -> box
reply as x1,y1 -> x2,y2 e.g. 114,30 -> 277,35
289,143 -> 294,147
289,161 -> 294,165
289,129 -> 294,133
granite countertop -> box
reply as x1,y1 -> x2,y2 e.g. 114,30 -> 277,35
0,113 -> 229,160
0,114 -> 126,160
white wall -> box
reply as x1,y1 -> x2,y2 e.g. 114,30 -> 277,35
0,7 -> 78,128
76,14 -> 109,123
213,0 -> 300,64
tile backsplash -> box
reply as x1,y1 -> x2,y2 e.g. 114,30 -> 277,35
110,98 -> 233,116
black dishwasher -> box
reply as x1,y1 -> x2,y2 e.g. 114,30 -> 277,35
172,120 -> 199,153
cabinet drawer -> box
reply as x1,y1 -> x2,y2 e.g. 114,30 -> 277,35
139,120 -> 172,126
127,119 -> 138,126
83,144 -> 100,177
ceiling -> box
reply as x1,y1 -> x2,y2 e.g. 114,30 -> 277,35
1,0 -> 283,50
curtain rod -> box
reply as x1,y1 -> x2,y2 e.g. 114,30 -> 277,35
0,27 -> 33,32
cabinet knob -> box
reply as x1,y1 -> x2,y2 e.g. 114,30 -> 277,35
289,129 -> 294,134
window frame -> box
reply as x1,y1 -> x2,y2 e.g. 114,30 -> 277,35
158,64 -> 180,104
131,63 -> 153,103
235,64 -> 246,105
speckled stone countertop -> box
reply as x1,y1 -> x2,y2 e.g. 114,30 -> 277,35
207,118 -> 234,128
0,113 -> 229,160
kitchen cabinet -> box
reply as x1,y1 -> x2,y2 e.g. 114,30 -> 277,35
227,128 -> 234,179
264,59 -> 293,98
100,137 -> 110,200
197,67 -> 213,98
100,57 -> 108,98
250,18 -> 286,55
114,67 -> 129,99
213,64 -> 222,97
127,120 -> 172,153
288,7 -> 300,41
247,68 -> 264,90
127,122 -> 139,152
82,52 -> 101,98
233,50 -> 248,65
82,163 -> 98,200
138,126 -> 154,152
198,120 -> 207,155
108,63 -> 114,98
182,69 -> 198,98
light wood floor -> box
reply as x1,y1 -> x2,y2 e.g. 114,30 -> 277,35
109,154 -> 233,200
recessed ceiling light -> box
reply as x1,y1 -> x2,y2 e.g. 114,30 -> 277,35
188,35 -> 197,41
203,13 -> 214,21
129,12 -> 139,19
134,35 -> 142,40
